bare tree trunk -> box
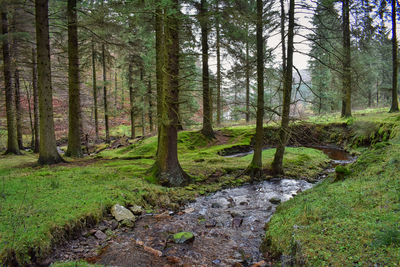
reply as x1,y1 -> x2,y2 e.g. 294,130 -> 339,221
128,62 -> 135,139
271,0 -> 295,175
245,26 -> 250,123
66,0 -> 82,157
200,0 -> 214,138
247,0 -> 264,179
155,6 -> 163,152
32,47 -> 39,153
390,0 -> 399,112
148,79 -> 154,132
35,0 -> 63,164
102,43 -> 110,143
114,70 -> 118,111
216,0 -> 222,126
280,0 -> 286,72
341,0 -> 352,117
140,68 -> 145,136
1,11 -> 20,155
91,41 -> 99,140
14,68 -> 23,149
153,0 -> 189,187
24,82 -> 34,149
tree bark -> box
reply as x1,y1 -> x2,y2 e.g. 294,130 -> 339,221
247,0 -> 264,179
91,41 -> 99,140
271,0 -> 295,175
147,79 -> 154,132
140,68 -> 145,136
66,0 -> 82,157
128,62 -> 135,139
216,0 -> 222,126
102,43 -> 110,143
390,0 -> 399,112
153,0 -> 189,187
245,26 -> 250,123
32,47 -> 39,153
155,6 -> 163,152
114,70 -> 118,111
200,0 -> 214,138
35,0 -> 63,164
341,0 -> 352,117
1,11 -> 20,155
14,68 -> 23,149
24,83 -> 34,149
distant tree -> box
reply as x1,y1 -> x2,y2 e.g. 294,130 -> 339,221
390,0 -> 399,112
35,0 -> 63,164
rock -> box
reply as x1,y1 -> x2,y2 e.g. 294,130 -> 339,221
269,197 -> 281,204
129,205 -> 144,215
120,219 -> 135,227
110,219 -> 119,230
111,204 -> 135,222
232,263 -> 243,267
98,225 -> 107,232
232,217 -> 243,228
205,220 -> 217,228
94,230 -> 107,240
167,256 -> 182,264
172,232 -> 195,244
212,259 -> 221,265
211,202 -> 222,208
239,201 -> 248,206
251,260 -> 267,267
143,245 -> 162,257
183,207 -> 195,214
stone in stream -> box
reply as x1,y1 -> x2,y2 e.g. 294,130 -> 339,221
129,204 -> 144,215
94,230 -> 107,240
111,204 -> 135,222
232,217 -> 243,228
172,232 -> 195,244
269,197 -> 281,204
211,202 -> 222,208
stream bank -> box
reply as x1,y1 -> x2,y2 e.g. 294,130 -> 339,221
49,147 -> 354,266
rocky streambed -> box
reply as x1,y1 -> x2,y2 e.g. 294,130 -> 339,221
49,147 -> 355,267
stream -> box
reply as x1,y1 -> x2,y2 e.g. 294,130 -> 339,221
49,146 -> 355,267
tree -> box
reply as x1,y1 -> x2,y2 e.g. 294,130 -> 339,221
14,68 -> 23,149
390,0 -> 399,112
35,0 -> 63,164
247,0 -> 264,179
200,0 -> 215,138
271,0 -> 295,175
91,40 -> 99,140
215,0 -> 222,126
102,43 -> 110,143
153,0 -> 189,187
66,0 -> 83,157
1,10 -> 20,155
341,0 -> 352,117
32,47 -> 39,153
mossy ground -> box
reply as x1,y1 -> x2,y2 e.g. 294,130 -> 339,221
0,125 -> 328,265
264,111 -> 400,265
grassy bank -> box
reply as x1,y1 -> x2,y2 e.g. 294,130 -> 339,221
0,127 -> 329,265
264,112 -> 400,265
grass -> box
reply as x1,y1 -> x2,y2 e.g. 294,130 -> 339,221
0,125 -> 330,265
264,116 -> 400,265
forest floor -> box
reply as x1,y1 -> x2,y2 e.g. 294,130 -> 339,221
0,108 -> 399,266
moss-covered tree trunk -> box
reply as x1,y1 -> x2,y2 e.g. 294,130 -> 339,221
14,68 -> 23,149
128,62 -> 136,139
32,47 -> 39,153
341,0 -> 352,118
91,41 -> 99,140
66,0 -> 82,157
102,44 -> 110,143
1,11 -> 20,155
216,0 -> 222,126
35,0 -> 63,164
200,0 -> 215,138
153,0 -> 189,187
390,0 -> 399,112
247,0 -> 264,179
271,0 -> 295,175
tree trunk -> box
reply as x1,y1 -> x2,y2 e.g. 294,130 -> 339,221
114,70 -> 118,111
216,0 -> 222,126
247,0 -> 264,179
155,6 -> 163,152
390,0 -> 399,112
140,68 -> 145,136
102,44 -> 110,143
200,0 -> 214,138
1,11 -> 20,155
280,0 -> 286,72
271,0 -> 295,175
35,0 -> 63,164
147,79 -> 154,132
66,0 -> 82,157
91,41 -> 99,140
14,68 -> 23,149
32,47 -> 39,153
24,83 -> 34,149
341,0 -> 352,117
245,27 -> 250,123
153,0 -> 189,187
128,62 -> 135,139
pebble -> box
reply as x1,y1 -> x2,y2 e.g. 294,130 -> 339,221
94,230 -> 107,240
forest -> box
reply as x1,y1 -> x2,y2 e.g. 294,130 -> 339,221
1,0 -> 400,266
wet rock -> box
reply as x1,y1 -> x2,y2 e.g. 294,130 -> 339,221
251,260 -> 267,267
212,259 -> 221,265
111,204 -> 135,222
129,205 -> 144,215
239,201 -> 248,206
172,232 -> 195,244
143,245 -> 162,257
211,202 -> 222,208
183,207 -> 195,214
269,197 -> 281,204
120,219 -> 135,228
205,220 -> 217,228
232,217 -> 243,228
167,256 -> 182,264
110,219 -> 119,230
98,225 -> 107,232
232,263 -> 243,267
94,230 -> 107,240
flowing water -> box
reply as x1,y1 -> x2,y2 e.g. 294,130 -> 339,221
49,146 -> 355,267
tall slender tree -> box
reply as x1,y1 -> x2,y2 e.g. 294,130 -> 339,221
35,0 -> 63,164
271,0 -> 295,175
128,62 -> 136,139
102,44 -> 110,143
32,47 -> 39,153
14,68 -> 23,149
91,40 -> 99,140
247,0 -> 264,178
1,10 -> 20,155
390,0 -> 399,112
341,0 -> 352,117
215,0 -> 222,126
66,0 -> 83,157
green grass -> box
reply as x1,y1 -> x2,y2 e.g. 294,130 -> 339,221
264,127 -> 400,265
